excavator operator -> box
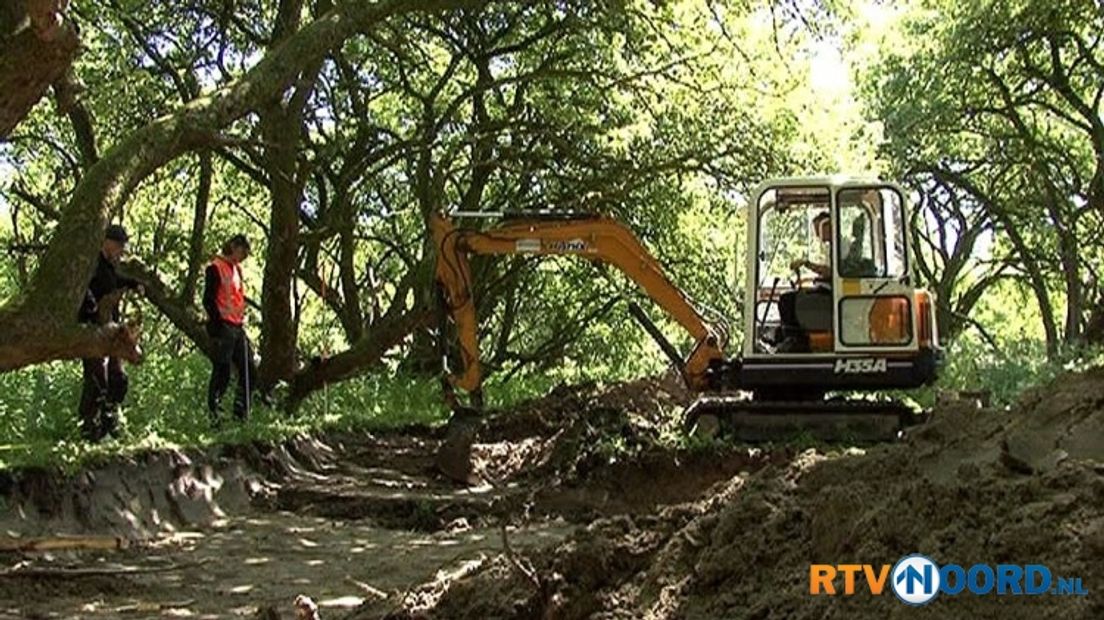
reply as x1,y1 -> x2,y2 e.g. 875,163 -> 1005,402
776,210 -> 877,352
789,211 -> 833,278
774,212 -> 832,352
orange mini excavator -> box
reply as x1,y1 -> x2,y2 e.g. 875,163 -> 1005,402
432,177 -> 941,482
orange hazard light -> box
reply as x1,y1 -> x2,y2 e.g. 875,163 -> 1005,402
915,291 -> 934,347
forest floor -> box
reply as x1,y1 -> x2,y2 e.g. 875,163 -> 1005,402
0,370 -> 1101,619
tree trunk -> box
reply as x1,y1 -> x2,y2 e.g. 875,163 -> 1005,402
337,221 -> 363,342
257,0 -> 316,392
1056,230 -> 1082,344
180,152 -> 212,305
1039,188 -> 1083,345
1005,228 -> 1060,359
258,105 -> 304,391
1084,300 -> 1104,346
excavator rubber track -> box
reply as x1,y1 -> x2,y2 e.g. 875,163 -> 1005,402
683,395 -> 929,443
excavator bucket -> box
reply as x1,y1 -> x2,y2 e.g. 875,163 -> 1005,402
435,407 -> 483,485
683,396 -> 928,444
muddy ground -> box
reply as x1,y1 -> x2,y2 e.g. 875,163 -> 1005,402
392,372 -> 1104,620
1,370 -> 1102,619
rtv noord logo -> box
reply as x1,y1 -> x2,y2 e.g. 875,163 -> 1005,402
810,554 -> 1088,605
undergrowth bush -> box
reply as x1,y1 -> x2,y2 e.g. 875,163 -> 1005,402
1,330 -> 1095,471
0,353 -> 578,471
905,333 -> 1104,408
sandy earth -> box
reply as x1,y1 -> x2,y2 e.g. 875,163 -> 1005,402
0,427 -> 585,619
405,371 -> 1104,620
0,512 -> 571,619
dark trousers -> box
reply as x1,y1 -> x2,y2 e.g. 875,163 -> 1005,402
79,357 -> 128,440
207,323 -> 256,420
779,291 -> 799,327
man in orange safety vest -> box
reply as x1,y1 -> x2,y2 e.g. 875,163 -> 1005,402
202,234 -> 258,425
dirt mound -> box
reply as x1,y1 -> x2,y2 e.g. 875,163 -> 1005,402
382,369 -> 1104,619
459,372 -> 784,524
471,372 -> 694,482
477,372 -> 690,444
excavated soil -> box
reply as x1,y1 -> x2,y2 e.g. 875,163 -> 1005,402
0,373 -> 777,619
376,369 -> 1104,620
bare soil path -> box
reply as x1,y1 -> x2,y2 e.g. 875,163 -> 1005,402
0,428 -> 572,619
1,510 -> 572,619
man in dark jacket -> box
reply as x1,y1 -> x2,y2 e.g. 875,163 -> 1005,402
203,234 -> 259,425
78,224 -> 142,441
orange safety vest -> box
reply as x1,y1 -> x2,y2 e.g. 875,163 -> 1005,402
210,256 -> 246,325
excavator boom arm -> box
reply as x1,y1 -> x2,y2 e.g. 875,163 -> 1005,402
431,212 -> 725,400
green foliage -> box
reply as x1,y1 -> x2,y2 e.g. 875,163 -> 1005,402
904,334 -> 1104,410
0,354 -> 569,471
856,0 -> 1104,351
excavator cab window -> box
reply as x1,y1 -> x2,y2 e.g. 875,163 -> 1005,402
836,188 -> 907,279
753,186 -> 834,353
755,187 -> 832,283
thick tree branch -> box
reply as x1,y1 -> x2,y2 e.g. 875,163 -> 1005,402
0,15 -> 79,138
289,308 -> 432,405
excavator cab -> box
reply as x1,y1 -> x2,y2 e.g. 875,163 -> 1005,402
733,178 -> 939,399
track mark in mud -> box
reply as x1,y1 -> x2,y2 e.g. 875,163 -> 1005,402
271,432 -> 781,532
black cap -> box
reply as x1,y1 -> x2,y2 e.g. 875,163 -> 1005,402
229,234 -> 250,251
105,224 -> 129,244
222,234 -> 251,256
